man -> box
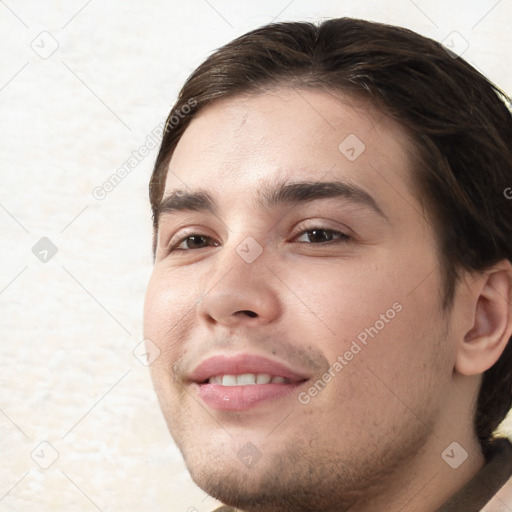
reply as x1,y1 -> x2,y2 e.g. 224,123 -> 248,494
143,18 -> 512,511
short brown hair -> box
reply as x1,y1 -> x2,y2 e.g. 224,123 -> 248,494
149,18 -> 512,456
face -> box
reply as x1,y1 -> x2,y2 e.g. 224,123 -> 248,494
144,88 -> 455,511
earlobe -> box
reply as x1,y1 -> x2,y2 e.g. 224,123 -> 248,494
455,265 -> 512,376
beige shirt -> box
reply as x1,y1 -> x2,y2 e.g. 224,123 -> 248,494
211,438 -> 512,512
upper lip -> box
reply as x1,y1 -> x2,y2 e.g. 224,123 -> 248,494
187,353 -> 312,384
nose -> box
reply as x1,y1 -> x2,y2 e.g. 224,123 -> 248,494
196,246 -> 282,328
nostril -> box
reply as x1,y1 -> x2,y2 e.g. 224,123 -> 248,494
237,310 -> 258,318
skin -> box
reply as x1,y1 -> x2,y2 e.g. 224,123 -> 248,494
143,88 -> 512,512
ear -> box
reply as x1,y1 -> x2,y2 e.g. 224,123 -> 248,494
455,262 -> 512,376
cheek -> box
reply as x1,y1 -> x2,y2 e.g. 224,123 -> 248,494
143,273 -> 169,340
299,284 -> 449,441
143,264 -> 213,368
143,266 -> 194,333
143,269 -> 193,413
143,268 -> 197,382
281,257 -> 406,348
284,251 -> 450,381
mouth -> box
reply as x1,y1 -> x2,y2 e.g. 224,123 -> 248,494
187,354 -> 311,411
206,373 -> 295,385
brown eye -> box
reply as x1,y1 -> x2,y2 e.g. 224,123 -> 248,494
295,228 -> 351,245
168,234 -> 219,252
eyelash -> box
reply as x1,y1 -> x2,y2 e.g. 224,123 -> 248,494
166,227 -> 352,253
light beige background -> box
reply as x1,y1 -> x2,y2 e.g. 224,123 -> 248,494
1,0 -> 511,511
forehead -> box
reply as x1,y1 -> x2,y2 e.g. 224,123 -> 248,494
163,88 -> 416,213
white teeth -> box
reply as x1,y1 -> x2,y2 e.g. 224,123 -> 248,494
237,373 -> 256,385
208,373 -> 291,385
221,375 -> 238,386
256,373 -> 271,384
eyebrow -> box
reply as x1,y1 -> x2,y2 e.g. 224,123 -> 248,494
156,180 -> 387,221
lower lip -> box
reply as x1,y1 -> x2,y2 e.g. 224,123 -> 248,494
195,382 -> 304,411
